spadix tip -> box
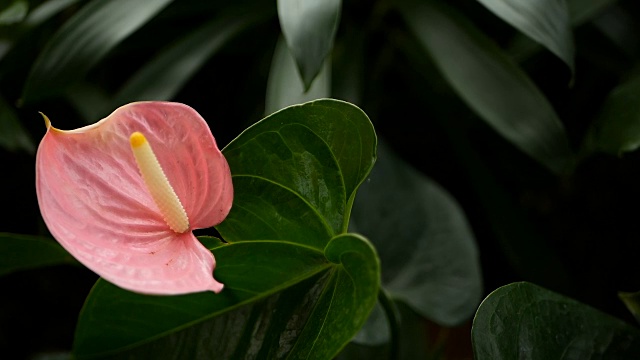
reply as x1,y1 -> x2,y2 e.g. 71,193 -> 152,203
130,132 -> 147,148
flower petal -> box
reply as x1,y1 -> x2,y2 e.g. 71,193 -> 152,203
36,101 -> 232,294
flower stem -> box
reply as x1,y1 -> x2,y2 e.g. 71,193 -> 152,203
378,287 -> 400,360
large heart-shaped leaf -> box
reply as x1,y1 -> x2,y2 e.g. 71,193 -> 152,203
477,0 -> 575,74
400,0 -> 574,174
473,282 -> 640,359
351,141 -> 482,344
277,0 -> 340,90
72,99 -> 380,359
22,0 -> 173,103
221,99 -> 375,236
0,233 -> 77,277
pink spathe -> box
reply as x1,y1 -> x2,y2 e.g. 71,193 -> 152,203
36,102 -> 233,295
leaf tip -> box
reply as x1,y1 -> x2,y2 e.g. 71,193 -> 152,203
39,111 -> 53,131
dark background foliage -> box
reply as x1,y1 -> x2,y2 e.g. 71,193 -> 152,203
2,0 -> 640,358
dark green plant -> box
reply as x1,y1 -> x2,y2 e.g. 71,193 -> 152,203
2,0 -> 640,358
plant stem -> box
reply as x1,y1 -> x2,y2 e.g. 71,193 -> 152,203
378,287 -> 400,360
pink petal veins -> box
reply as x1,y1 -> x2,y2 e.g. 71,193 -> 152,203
36,102 -> 233,295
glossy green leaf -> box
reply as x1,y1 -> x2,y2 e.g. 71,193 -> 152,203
619,290 -> 640,325
400,0 -> 574,174
351,142 -> 482,344
477,0 -> 574,73
0,233 -> 77,276
0,95 -> 34,153
221,99 -> 375,237
265,36 -> 331,115
473,282 -> 640,359
21,0 -> 173,103
72,99 -> 380,359
584,74 -> 640,155
74,235 -> 379,359
277,0 -> 340,90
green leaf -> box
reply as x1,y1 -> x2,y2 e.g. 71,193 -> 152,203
351,142 -> 482,338
619,290 -> 640,325
339,301 -> 430,360
74,236 -> 379,359
508,0 -> 617,63
400,0 -> 574,174
72,99 -> 380,359
21,0 -> 173,103
477,0 -> 574,74
0,0 -> 27,25
0,0 -> 80,63
65,82 -> 111,123
438,114 -> 573,292
567,0 -> 617,26
473,282 -> 640,359
23,0 -> 80,28
109,12 -> 258,112
265,36 -> 331,115
0,233 -> 77,276
0,94 -> 34,153
584,74 -> 640,155
277,0 -> 340,90
221,99 -> 375,237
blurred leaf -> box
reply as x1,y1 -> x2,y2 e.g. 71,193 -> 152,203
265,36 -> 331,115
567,0 -> 617,26
0,0 -> 79,63
339,301 -> 430,360
0,95 -> 34,153
584,74 -> 640,155
351,141 -> 482,339
277,0 -> 340,90
473,282 -> 640,359
509,0 -> 617,62
109,12 -> 257,113
434,107 -> 574,292
477,0 -> 574,74
332,26 -> 365,105
23,0 -> 80,27
73,99 -> 380,359
352,300 -> 389,345
31,351 -> 71,360
0,0 -> 27,25
401,0 -> 574,174
619,290 -> 640,325
65,82 -> 110,122
0,233 -> 77,277
22,0 -> 173,103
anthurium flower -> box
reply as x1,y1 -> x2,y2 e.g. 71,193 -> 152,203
36,102 -> 233,295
